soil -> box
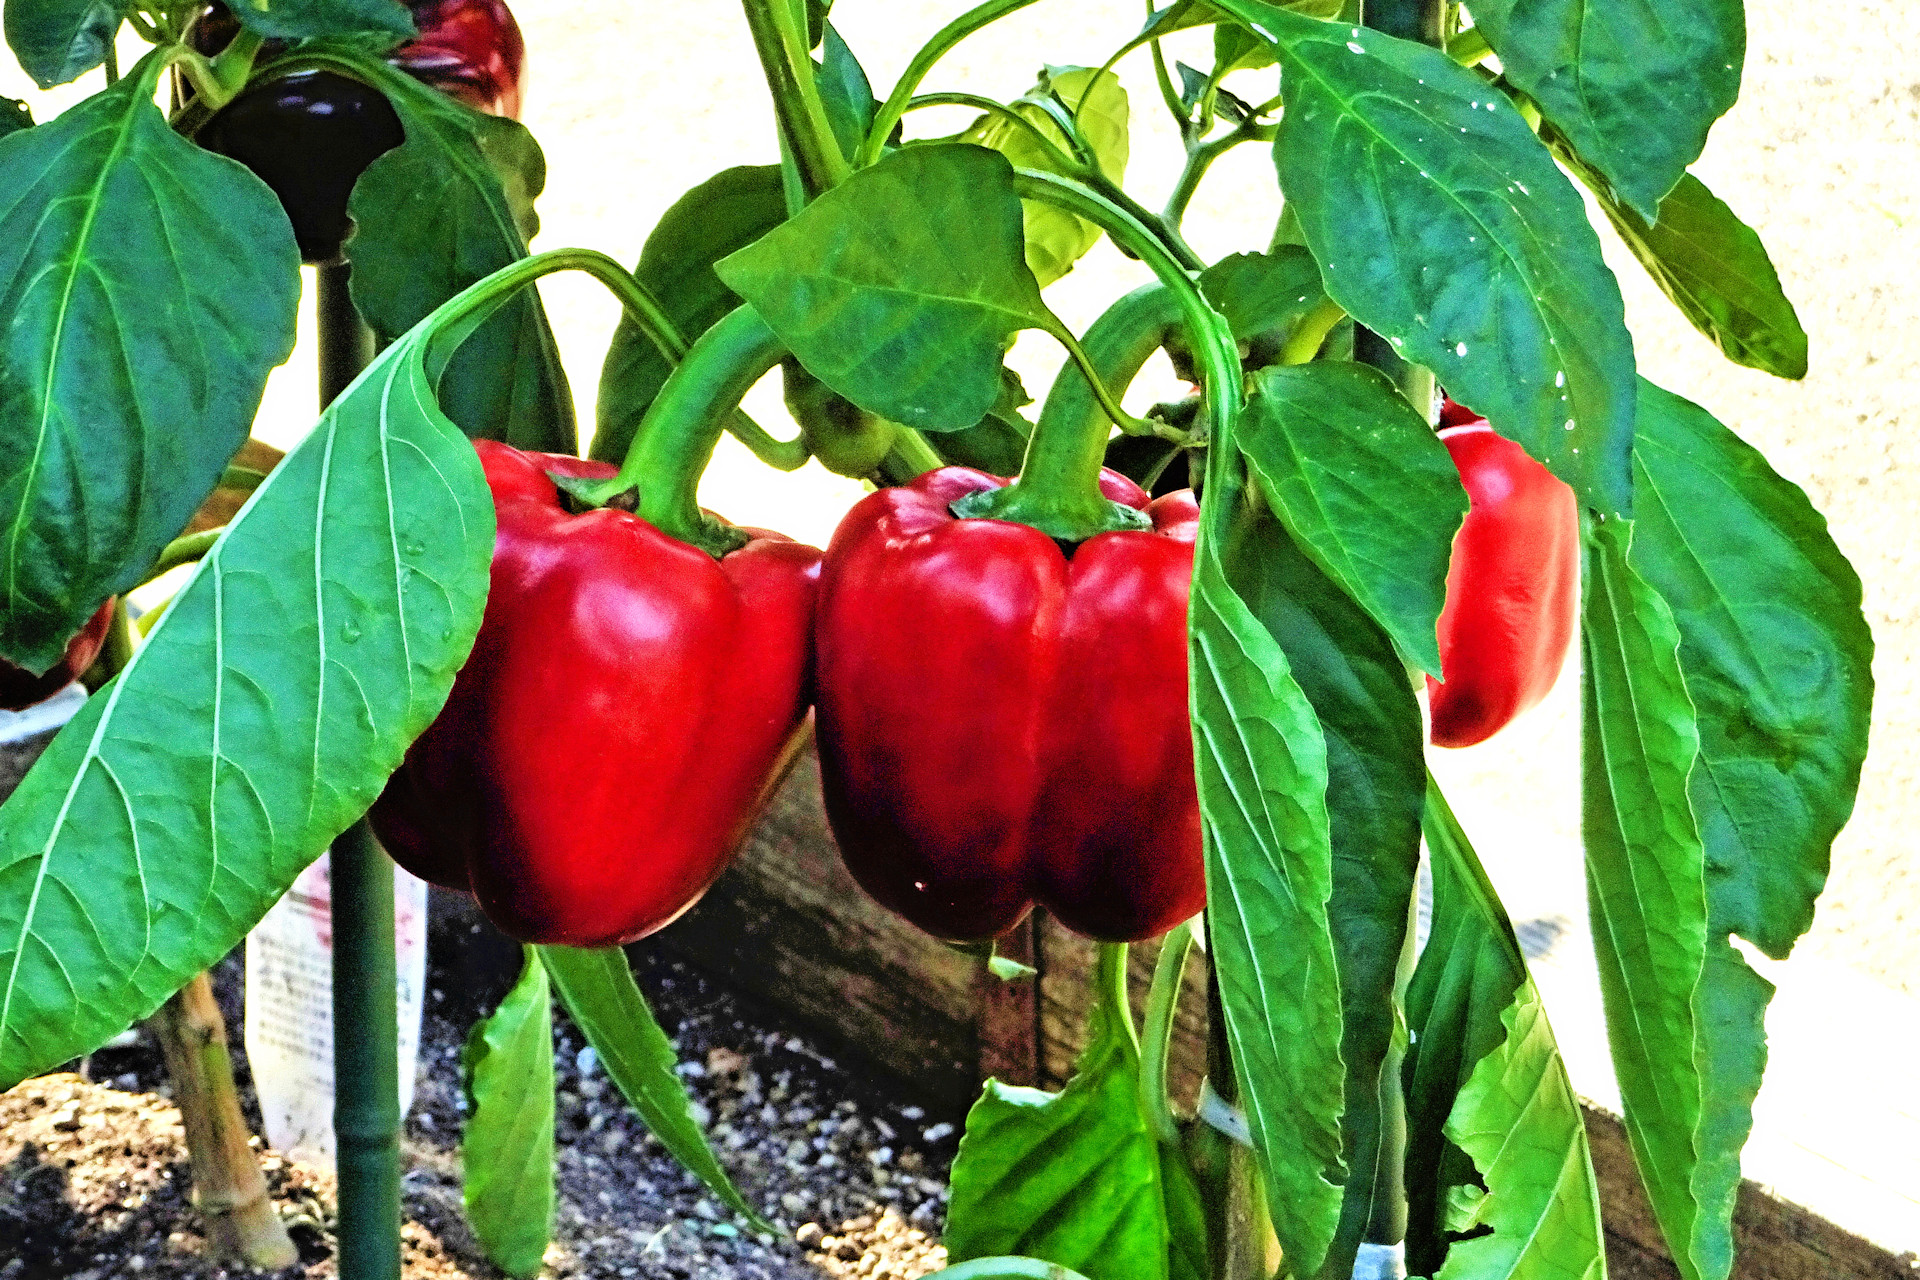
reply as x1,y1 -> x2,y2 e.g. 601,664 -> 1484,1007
2,887 -> 960,1280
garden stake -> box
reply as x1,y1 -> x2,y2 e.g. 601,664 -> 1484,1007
318,259 -> 404,1280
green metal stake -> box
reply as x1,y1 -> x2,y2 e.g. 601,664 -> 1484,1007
317,260 -> 403,1280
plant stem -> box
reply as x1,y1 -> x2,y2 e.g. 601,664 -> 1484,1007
150,974 -> 299,1268
879,426 -> 946,483
317,261 -> 402,1280
330,819 -> 402,1280
858,0 -> 1046,168
1163,120 -> 1277,231
1096,942 -> 1138,1049
740,0 -> 850,198
1140,922 -> 1193,1146
148,529 -> 221,582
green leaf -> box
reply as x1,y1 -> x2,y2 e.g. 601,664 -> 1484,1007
535,946 -> 769,1230
1584,167 -> 1807,381
0,311 -> 495,1088
1626,380 -> 1871,957
1582,522 -> 1732,1280
1219,502 -> 1424,1278
0,52 -> 300,672
1220,0 -> 1639,519
1469,0 -> 1742,221
1197,248 -> 1326,345
1238,363 -> 1465,675
816,22 -> 878,163
1189,520 -> 1345,1274
593,165 -> 787,464
223,0 -> 414,42
0,97 -> 32,136
716,142 -> 1052,432
946,957 -> 1206,1280
959,66 -> 1131,287
340,56 -> 575,453
462,946 -> 555,1279
4,0 -> 116,88
1405,780 -> 1607,1280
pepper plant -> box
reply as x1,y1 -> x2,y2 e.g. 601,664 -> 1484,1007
0,1 -> 1872,1279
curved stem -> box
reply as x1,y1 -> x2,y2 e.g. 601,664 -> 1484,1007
1140,921 -> 1194,1146
936,1259 -> 1095,1280
903,92 -> 1087,174
740,0 -> 850,197
148,529 -> 221,582
728,411 -> 810,471
1035,282 -> 1180,451
858,0 -> 1046,168
883,426 -> 946,481
1163,120 -> 1278,230
1446,25 -> 1492,66
611,305 -> 788,554
1281,298 -> 1348,366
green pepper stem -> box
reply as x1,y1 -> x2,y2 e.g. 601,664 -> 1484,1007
1096,942 -> 1139,1052
882,426 -> 946,482
612,305 -> 787,554
1281,298 -> 1348,366
1140,921 -> 1194,1146
740,0 -> 850,197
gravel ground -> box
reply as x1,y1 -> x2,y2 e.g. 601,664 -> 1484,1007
1,897 -> 962,1280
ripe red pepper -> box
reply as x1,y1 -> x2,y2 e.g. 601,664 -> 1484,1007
0,598 -> 114,712
370,441 -> 821,947
1427,419 -> 1580,748
813,466 -> 1204,944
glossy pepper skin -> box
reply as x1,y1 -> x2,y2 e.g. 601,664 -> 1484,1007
192,0 -> 525,262
370,441 -> 822,947
0,599 -> 114,712
813,466 -> 1204,944
1428,420 -> 1580,748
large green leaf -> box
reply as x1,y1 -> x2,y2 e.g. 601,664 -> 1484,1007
4,0 -> 116,88
593,165 -> 788,464
1219,0 -> 1639,518
1583,166 -> 1806,380
1190,495 -> 1345,1274
0,312 -> 495,1088
1583,521 -> 1752,1280
1628,381 -> 1871,955
223,0 -> 413,42
960,66 -> 1130,287
1238,362 -> 1465,675
535,946 -> 768,1230
1469,0 -> 1743,221
1220,503 -> 1424,1278
717,143 -> 1052,432
1404,780 -> 1606,1280
339,56 -> 575,454
0,52 -> 300,673
945,955 -> 1207,1280
462,946 -> 555,1279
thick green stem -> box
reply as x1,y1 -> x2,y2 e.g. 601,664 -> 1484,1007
605,305 -> 787,554
1096,942 -> 1138,1050
1164,121 -> 1277,231
1037,282 -> 1181,449
148,529 -> 221,582
741,0 -> 850,197
330,819 -> 402,1280
1282,298 -> 1349,367
878,427 -> 946,484
1140,921 -> 1194,1146
317,261 -> 401,1280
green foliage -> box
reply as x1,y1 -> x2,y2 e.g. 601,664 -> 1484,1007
536,946 -> 769,1230
946,956 -> 1207,1280
0,52 -> 299,671
0,309 -> 495,1089
1237,361 -> 1466,676
337,54 -> 575,453
815,23 -> 878,162
1189,509 -> 1346,1274
3,0 -> 117,88
0,97 -> 31,136
1405,781 -> 1606,1279
1223,0 -> 1639,519
1469,0 -> 1743,221
594,165 -> 788,464
1219,501 -> 1425,1278
717,142 -> 1052,433
462,948 -> 556,1279
1580,167 -> 1808,381
1196,248 -> 1327,346
960,66 -> 1130,286
222,0 -> 415,42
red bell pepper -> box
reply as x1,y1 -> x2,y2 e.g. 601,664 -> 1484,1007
1428,419 -> 1580,748
0,598 -> 114,712
371,440 -> 821,947
813,466 -> 1204,944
